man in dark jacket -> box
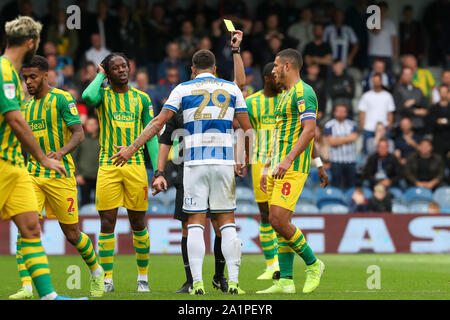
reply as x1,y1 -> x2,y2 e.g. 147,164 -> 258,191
405,138 -> 445,190
363,138 -> 403,188
327,59 -> 355,118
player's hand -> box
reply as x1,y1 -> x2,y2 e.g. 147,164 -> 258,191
41,156 -> 68,177
231,30 -> 243,47
110,144 -> 136,167
272,158 -> 292,179
97,64 -> 106,76
151,176 -> 167,196
46,150 -> 64,161
317,167 -> 329,188
76,174 -> 86,185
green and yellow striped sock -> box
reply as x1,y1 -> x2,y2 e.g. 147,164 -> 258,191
98,232 -> 115,280
75,232 -> 100,274
16,234 -> 32,288
21,238 -> 55,298
259,222 -> 279,268
286,227 -> 317,266
276,233 -> 294,279
132,228 -> 150,280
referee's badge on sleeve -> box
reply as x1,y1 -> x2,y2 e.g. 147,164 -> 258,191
3,83 -> 16,99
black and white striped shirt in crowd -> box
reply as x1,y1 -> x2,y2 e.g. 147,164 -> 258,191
324,118 -> 358,164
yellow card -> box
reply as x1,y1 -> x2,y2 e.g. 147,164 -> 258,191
224,19 -> 235,32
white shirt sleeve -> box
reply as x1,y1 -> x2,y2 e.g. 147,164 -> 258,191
163,85 -> 183,112
386,92 -> 396,111
358,93 -> 369,112
347,26 -> 358,44
234,86 -> 247,113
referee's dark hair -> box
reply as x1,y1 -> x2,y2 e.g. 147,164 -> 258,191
276,48 -> 303,71
192,49 -> 216,71
22,55 -> 49,71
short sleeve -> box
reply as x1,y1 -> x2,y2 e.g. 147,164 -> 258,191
298,85 -> 318,122
0,72 -> 20,114
427,70 -> 436,88
358,93 -> 368,111
163,85 -> 183,113
386,92 -> 396,112
347,26 -> 358,44
58,92 -> 81,127
234,86 -> 247,113
324,122 -> 332,136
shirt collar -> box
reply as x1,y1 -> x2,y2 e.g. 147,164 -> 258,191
195,72 -> 215,79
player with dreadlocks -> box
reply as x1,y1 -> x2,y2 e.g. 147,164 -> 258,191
82,52 -> 159,293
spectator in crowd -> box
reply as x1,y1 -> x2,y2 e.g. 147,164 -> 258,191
187,0 -> 217,24
303,23 -> 332,79
363,138 -> 403,189
117,4 -> 138,60
314,126 -> 331,170
152,66 -> 181,116
423,0 -> 450,66
405,138 -> 445,190
135,70 -> 153,97
241,50 -> 263,92
362,58 -> 395,92
367,1 -> 398,72
325,104 -> 358,189
366,122 -> 394,157
368,183 -> 393,212
399,5 -> 424,62
84,33 -> 111,67
45,9 -> 79,61
147,3 -> 172,75
256,0 -> 284,22
432,70 -> 450,104
43,42 -> 73,72
359,73 -> 396,155
176,20 -> 199,62
428,201 -> 440,214
344,0 -> 369,70
394,117 -> 422,166
393,67 -> 429,133
46,53 -> 71,89
323,9 -> 359,68
193,12 -> 210,39
429,85 -> 450,162
327,59 -> 355,118
156,42 -> 188,83
260,32 -> 284,66
402,54 -> 436,104
73,116 -> 100,206
349,188 -> 369,213
304,63 -> 327,119
197,36 -> 212,51
78,61 -> 98,95
89,0 -> 120,52
133,0 -> 153,68
47,69 -> 61,89
287,7 -> 314,54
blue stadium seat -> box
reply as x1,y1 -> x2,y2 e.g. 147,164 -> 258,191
79,203 -> 97,215
320,204 -> 349,214
408,201 -> 430,214
392,203 -> 409,214
295,203 -> 319,214
316,187 -> 346,209
432,186 -> 450,208
344,187 -> 373,205
405,187 -> 432,203
440,207 -> 450,214
388,187 -> 404,204
235,201 -> 259,214
147,203 -> 171,214
236,186 -> 255,201
299,187 -> 314,204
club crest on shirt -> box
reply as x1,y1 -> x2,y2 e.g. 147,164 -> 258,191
3,83 -> 16,99
130,98 -> 139,107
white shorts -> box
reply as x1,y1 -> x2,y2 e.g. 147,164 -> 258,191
183,164 -> 236,214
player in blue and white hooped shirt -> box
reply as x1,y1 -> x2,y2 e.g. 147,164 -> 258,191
110,49 -> 252,295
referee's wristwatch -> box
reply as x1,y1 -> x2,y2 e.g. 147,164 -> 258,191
232,47 -> 240,54
154,170 -> 164,178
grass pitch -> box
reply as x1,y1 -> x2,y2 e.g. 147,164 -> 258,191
0,254 -> 449,300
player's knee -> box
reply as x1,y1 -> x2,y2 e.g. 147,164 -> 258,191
21,222 -> 41,239
64,228 -> 81,245
268,214 -> 282,232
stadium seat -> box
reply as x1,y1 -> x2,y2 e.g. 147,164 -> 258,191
319,204 -> 349,214
79,203 -> 97,215
316,187 -> 346,209
294,203 -> 319,214
408,201 -> 431,214
392,203 -> 409,214
388,187 -> 404,204
236,186 -> 255,201
440,207 -> 450,214
235,201 -> 259,214
299,187 -> 314,204
432,186 -> 450,208
344,187 -> 373,205
147,203 -> 171,214
405,187 -> 432,203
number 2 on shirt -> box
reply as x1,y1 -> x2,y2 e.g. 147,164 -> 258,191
192,89 -> 230,120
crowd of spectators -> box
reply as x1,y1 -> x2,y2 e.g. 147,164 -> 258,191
1,0 -> 450,210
